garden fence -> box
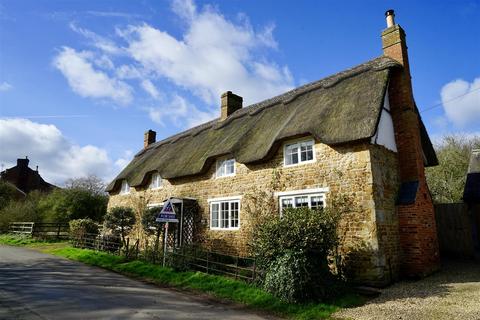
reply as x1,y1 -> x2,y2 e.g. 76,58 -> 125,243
72,233 -> 259,282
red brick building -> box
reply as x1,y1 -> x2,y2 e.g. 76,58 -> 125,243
1,157 -> 56,194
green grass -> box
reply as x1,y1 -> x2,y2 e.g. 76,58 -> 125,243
0,234 -> 70,251
0,234 -> 364,319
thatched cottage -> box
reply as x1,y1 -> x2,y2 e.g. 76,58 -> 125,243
107,10 -> 440,285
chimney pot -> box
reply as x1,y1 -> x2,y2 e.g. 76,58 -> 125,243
144,130 -> 156,148
385,9 -> 395,28
220,91 -> 243,121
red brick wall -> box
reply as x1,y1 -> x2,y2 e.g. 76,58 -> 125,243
382,24 -> 440,277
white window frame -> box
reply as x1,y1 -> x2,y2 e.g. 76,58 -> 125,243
283,139 -> 316,167
119,180 -> 130,195
208,196 -> 241,230
149,172 -> 163,189
215,158 -> 236,178
275,188 -> 328,215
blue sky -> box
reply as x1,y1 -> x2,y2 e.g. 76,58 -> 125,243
0,0 -> 479,184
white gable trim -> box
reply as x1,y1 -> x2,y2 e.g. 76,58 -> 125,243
371,90 -> 397,152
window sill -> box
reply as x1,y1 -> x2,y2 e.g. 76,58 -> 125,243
283,159 -> 316,167
210,227 -> 240,231
214,174 -> 236,179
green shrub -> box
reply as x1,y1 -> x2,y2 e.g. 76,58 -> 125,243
104,206 -> 136,245
0,181 -> 19,211
69,218 -> 99,238
39,188 -> 108,223
252,206 -> 342,302
0,191 -> 45,232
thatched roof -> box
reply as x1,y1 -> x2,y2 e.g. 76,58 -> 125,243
106,56 -> 437,192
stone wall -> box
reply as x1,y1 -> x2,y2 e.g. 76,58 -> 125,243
108,138 -> 400,284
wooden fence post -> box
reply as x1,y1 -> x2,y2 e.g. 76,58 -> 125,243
235,256 -> 239,280
206,251 -> 209,274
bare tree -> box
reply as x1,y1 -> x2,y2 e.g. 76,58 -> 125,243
64,175 -> 107,195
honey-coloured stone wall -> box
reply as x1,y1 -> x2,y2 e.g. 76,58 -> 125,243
108,138 -> 400,285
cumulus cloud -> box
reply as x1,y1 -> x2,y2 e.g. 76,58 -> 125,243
441,77 -> 480,128
0,118 -> 117,184
0,81 -> 12,92
56,0 -> 293,129
114,150 -> 134,170
118,0 -> 293,106
147,94 -> 216,128
53,47 -> 133,105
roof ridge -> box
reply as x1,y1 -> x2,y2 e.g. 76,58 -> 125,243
137,56 -> 400,157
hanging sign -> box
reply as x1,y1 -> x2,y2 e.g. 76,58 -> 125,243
155,199 -> 179,223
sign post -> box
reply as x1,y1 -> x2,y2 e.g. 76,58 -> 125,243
155,199 -> 179,267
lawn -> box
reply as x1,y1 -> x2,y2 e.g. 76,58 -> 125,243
0,234 -> 364,319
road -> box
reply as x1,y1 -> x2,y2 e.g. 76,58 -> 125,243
0,245 -> 272,320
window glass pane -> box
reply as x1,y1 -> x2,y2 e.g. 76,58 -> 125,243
300,144 -> 313,162
310,196 -> 324,210
285,145 -> 299,165
121,180 -> 129,194
226,159 -> 235,175
217,159 -> 235,177
281,198 -> 293,209
220,202 -> 229,228
211,203 -> 219,228
230,201 -> 239,228
149,173 -> 162,189
295,196 -> 309,207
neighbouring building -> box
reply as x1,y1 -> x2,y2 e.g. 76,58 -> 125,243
107,10 -> 440,286
464,149 -> 480,259
0,157 -> 57,194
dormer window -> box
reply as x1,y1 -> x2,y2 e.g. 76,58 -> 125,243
120,180 -> 130,195
215,158 -> 235,178
149,172 -> 163,189
284,140 -> 315,166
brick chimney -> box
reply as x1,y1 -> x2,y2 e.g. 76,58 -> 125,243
17,157 -> 29,168
220,91 -> 242,121
381,10 -> 440,277
144,130 -> 156,148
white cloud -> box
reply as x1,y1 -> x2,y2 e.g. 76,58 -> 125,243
70,22 -> 123,55
147,94 -> 216,128
0,81 -> 12,92
141,79 -> 161,99
53,47 -> 133,105
115,150 -> 134,170
0,118 -> 118,184
119,0 -> 293,106
58,0 -> 293,129
441,77 -> 480,128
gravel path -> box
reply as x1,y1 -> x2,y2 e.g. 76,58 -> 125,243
334,260 -> 480,320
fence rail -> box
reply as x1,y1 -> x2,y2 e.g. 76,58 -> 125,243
8,222 -> 69,239
8,222 -> 34,234
72,233 -> 259,282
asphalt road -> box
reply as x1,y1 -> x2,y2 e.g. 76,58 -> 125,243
0,245 -> 271,320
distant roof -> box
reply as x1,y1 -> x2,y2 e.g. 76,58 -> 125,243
107,56 -> 437,192
464,149 -> 480,204
0,158 -> 57,193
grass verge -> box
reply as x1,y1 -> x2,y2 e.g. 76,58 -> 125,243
0,234 -> 364,319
